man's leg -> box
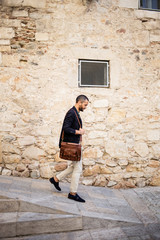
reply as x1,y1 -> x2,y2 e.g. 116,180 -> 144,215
56,163 -> 74,181
68,157 -> 85,203
70,159 -> 82,193
50,162 -> 74,191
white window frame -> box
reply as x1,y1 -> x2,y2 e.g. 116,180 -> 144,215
78,59 -> 110,88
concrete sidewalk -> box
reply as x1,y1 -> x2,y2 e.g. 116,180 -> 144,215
0,175 -> 160,240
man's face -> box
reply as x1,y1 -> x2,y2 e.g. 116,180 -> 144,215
79,100 -> 89,112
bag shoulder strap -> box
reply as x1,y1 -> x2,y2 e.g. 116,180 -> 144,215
73,109 -> 82,128
73,109 -> 82,142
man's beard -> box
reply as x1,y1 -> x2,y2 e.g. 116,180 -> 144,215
79,107 -> 84,112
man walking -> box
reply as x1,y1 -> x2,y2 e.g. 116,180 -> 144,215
49,95 -> 89,203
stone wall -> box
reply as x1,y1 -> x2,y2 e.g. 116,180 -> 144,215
0,0 -> 160,188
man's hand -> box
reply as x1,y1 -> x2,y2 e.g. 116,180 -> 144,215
79,128 -> 85,135
75,128 -> 85,135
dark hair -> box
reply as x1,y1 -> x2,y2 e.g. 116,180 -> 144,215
76,95 -> 89,103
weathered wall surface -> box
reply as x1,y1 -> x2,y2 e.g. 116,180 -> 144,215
0,0 -> 160,188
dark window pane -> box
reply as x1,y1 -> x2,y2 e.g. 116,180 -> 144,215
140,0 -> 160,9
140,0 -> 147,8
152,0 -> 159,9
80,61 -> 108,87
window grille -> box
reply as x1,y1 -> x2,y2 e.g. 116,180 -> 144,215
78,60 -> 109,88
139,0 -> 160,11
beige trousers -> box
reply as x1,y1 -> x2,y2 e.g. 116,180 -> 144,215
56,157 -> 82,193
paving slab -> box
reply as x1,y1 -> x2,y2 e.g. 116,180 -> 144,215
0,211 -> 82,238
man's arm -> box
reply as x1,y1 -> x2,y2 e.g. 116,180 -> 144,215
63,110 -> 85,135
63,111 -> 77,135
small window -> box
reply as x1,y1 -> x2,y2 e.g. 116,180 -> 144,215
140,0 -> 160,11
78,60 -> 109,88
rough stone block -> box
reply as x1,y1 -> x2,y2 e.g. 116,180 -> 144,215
34,126 -> 51,136
93,123 -> 106,131
30,170 -> 40,179
84,110 -> 95,123
117,0 -> 138,9
118,159 -> 128,166
148,160 -> 160,168
2,54 -> 20,67
0,46 -> 11,52
82,178 -> 94,186
54,162 -> 67,172
0,40 -> 10,45
106,159 -> 117,167
150,176 -> 160,186
83,147 -> 103,159
88,131 -> 108,139
29,12 -> 42,19
5,164 -> 16,171
0,75 -> 10,83
83,165 -> 100,177
83,159 -> 95,166
3,155 -> 21,164
100,167 -> 112,174
93,99 -> 109,108
143,20 -> 160,30
151,144 -> 160,158
150,31 -> 160,42
2,0 -> 46,8
28,162 -> 39,170
12,10 -> 28,17
3,143 -> 21,154
2,168 -> 12,176
107,181 -> 117,187
40,165 -> 53,178
1,0 -> 22,7
21,169 -> 30,178
23,146 -> 46,160
0,27 -> 15,39
16,164 -> 26,172
135,31 -> 150,46
147,130 -> 160,141
135,9 -> 160,20
35,32 -> 49,41
110,59 -> 121,89
94,175 -> 108,187
136,179 -> 146,188
107,109 -> 126,123
18,136 -> 36,146
1,19 -> 21,28
105,141 -> 128,158
131,171 -> 144,178
12,170 -> 21,177
134,142 -> 149,157
23,0 -> 46,8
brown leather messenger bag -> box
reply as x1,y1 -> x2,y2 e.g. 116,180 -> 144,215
59,110 -> 82,161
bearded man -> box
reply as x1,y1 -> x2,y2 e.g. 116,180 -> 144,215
49,95 -> 89,203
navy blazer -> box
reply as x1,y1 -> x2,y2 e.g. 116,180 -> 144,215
59,106 -> 82,148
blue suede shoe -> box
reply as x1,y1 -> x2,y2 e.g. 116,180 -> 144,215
49,177 -> 61,191
68,193 -> 85,203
